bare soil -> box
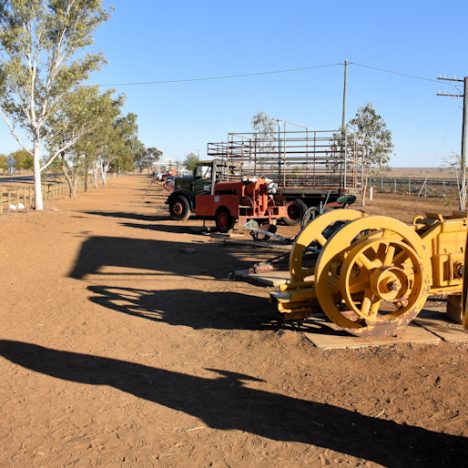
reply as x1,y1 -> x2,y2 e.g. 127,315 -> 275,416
0,176 -> 466,467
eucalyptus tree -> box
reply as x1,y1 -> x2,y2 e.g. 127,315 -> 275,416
345,103 -> 394,205
0,0 -> 109,209
47,85 -> 122,196
348,103 -> 393,169
110,113 -> 144,174
134,146 -> 162,173
10,148 -> 33,172
0,154 -> 7,173
183,152 -> 199,172
251,112 -> 278,172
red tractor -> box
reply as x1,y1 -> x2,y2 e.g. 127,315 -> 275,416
166,160 -> 287,232
196,178 -> 287,232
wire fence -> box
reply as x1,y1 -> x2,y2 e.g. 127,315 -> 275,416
368,176 -> 458,198
0,174 -> 115,214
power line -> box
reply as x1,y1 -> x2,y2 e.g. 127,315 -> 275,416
94,60 -> 464,91
350,62 -> 458,87
96,63 -> 341,87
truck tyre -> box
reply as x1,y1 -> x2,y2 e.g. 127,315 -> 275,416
169,195 -> 191,221
215,208 -> 235,233
282,199 -> 308,226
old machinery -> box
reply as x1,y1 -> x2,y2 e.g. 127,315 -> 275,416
271,210 -> 468,336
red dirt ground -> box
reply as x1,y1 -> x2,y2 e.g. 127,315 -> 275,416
0,176 -> 466,467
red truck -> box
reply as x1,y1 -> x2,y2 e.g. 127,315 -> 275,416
166,160 -> 287,232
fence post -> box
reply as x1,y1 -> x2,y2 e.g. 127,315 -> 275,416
380,177 -> 383,192
394,178 -> 397,193
8,190 -> 11,208
408,177 -> 411,194
16,189 -> 20,208
29,186 -> 32,207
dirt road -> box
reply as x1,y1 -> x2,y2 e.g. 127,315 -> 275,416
0,176 -> 466,466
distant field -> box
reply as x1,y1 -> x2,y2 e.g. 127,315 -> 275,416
381,167 -> 456,180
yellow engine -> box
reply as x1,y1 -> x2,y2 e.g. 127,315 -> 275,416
271,209 -> 468,336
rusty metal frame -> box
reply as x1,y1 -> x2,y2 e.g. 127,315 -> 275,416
207,129 -> 364,193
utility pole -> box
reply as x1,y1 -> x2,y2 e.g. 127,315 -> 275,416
437,75 -> 468,210
342,59 -> 349,189
341,60 -> 348,131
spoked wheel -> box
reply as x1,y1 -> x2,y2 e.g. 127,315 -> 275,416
314,216 -> 432,336
289,209 -> 365,285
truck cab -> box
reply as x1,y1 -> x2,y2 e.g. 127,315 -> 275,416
166,160 -> 223,221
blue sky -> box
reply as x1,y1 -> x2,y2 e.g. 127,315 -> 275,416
2,0 -> 467,166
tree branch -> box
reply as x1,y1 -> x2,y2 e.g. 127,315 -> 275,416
0,108 -> 32,155
40,125 -> 94,173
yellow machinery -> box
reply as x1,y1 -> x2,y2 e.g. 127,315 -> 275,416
271,209 -> 468,336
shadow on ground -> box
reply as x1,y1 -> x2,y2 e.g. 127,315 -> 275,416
69,236 -> 274,280
119,221 -> 202,234
84,211 -> 169,222
87,285 -> 278,331
0,340 -> 465,466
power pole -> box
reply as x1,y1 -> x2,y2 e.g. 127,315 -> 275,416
437,75 -> 468,210
341,59 -> 348,131
342,59 -> 349,189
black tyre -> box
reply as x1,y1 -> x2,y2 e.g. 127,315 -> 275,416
215,208 -> 235,233
282,199 -> 308,226
169,195 -> 191,221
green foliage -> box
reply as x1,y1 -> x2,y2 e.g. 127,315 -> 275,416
134,146 -> 163,173
348,103 -> 394,168
47,85 -> 146,186
251,112 -> 277,136
0,0 -> 111,207
184,152 -> 199,172
0,154 -> 8,173
111,112 -> 144,172
251,112 -> 277,157
11,149 -> 33,171
0,0 -> 110,140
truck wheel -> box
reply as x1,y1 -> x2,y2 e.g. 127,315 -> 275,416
282,199 -> 308,226
215,208 -> 235,233
169,195 -> 191,221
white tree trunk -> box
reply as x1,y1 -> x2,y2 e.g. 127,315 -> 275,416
33,141 -> 44,210
100,160 -> 107,185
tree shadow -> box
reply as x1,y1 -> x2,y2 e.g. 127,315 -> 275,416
0,340 -> 465,466
84,211 -> 170,222
88,286 -> 278,331
119,221 -> 203,234
69,236 -> 274,280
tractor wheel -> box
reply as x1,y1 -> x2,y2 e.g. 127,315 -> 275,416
215,208 -> 235,233
289,209 -> 365,284
282,199 -> 308,226
169,195 -> 191,221
314,215 -> 432,336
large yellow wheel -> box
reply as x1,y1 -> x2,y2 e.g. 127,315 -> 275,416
289,209 -> 365,284
314,216 -> 432,336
